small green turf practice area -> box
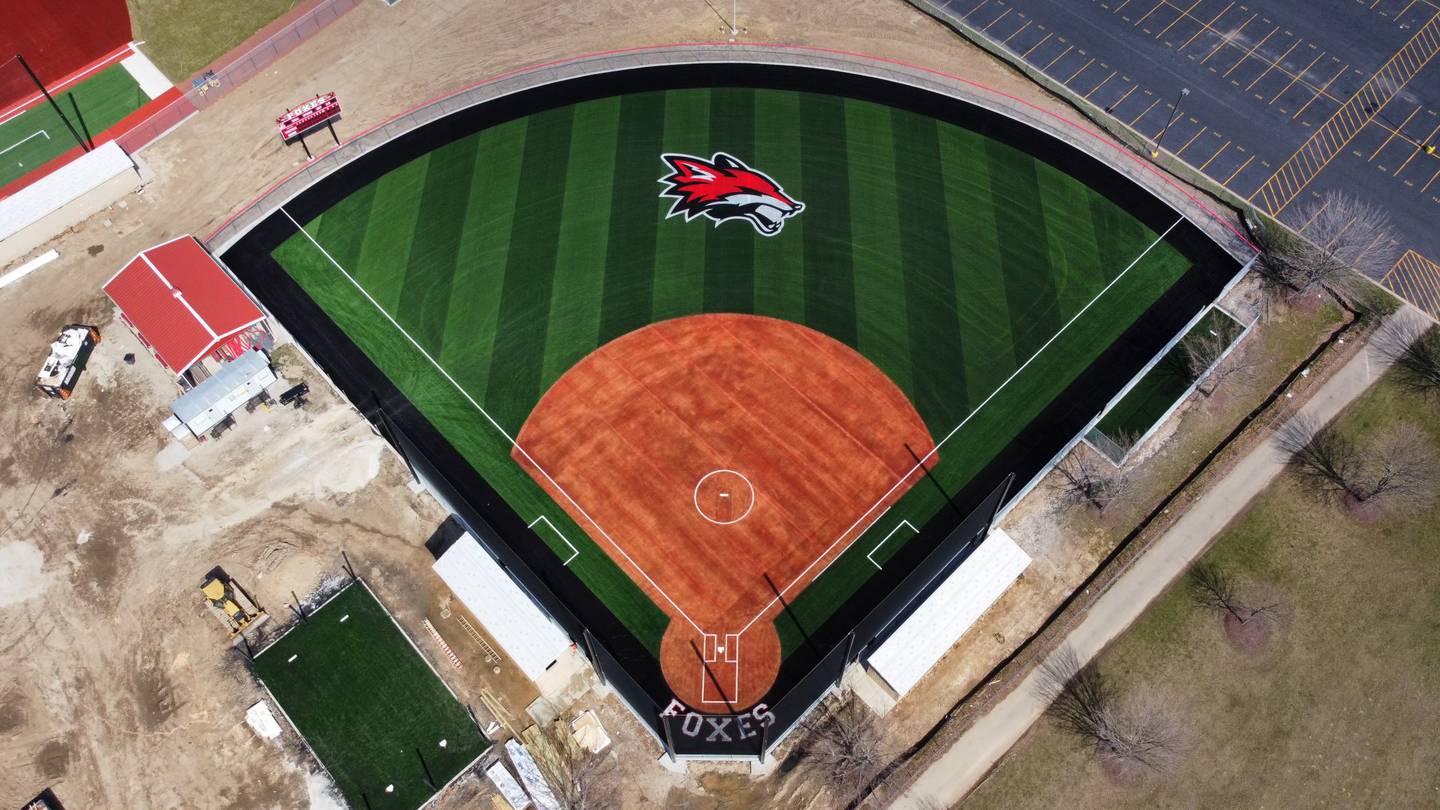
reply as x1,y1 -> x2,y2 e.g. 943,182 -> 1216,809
268,86 -> 1197,658
1091,306 -> 1243,457
0,63 -> 148,188
253,583 -> 489,810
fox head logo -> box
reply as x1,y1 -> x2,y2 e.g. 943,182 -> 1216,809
658,152 -> 804,237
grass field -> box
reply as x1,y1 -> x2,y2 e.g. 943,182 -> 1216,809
1093,307 -> 1242,448
965,372 -> 1440,808
127,0 -> 300,80
0,63 -> 148,187
268,86 -> 1196,657
253,583 -> 489,810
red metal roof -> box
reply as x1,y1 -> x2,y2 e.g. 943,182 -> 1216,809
102,236 -> 264,374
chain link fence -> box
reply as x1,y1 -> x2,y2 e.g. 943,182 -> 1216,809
116,0 -> 361,154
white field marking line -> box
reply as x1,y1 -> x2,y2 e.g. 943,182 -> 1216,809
703,632 -> 718,661
0,128 -> 49,157
737,216 -> 1184,636
693,468 -> 756,525
867,519 -> 918,570
281,208 -> 704,637
699,641 -> 741,705
527,515 -> 579,565
725,632 -> 740,664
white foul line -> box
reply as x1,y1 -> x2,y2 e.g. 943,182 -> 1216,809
737,216 -> 1185,635
528,515 -> 579,565
281,207 -> 704,637
0,129 -> 49,157
867,519 -> 917,570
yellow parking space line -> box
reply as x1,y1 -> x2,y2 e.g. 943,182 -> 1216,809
1292,62 -> 1348,120
1270,51 -> 1326,104
1179,1 -> 1234,52
983,7 -> 1013,32
1223,25 -> 1279,78
1003,19 -> 1033,45
1394,121 -> 1440,175
1247,38 -> 1301,91
1155,0 -> 1201,40
1132,0 -> 1166,27
1200,139 -> 1232,170
1176,125 -> 1209,154
1108,84 -> 1139,109
1223,154 -> 1257,183
1368,105 -> 1422,160
1022,32 -> 1054,58
1201,12 -> 1257,64
1067,57 -> 1097,82
1129,96 -> 1163,126
1086,70 -> 1119,98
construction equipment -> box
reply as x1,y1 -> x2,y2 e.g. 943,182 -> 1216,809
278,382 -> 309,408
35,325 -> 100,399
201,567 -> 267,643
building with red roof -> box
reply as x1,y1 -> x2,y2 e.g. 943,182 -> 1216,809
103,235 -> 271,387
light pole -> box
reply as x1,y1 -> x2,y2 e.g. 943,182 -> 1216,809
1151,87 -> 1189,158
731,0 -> 738,38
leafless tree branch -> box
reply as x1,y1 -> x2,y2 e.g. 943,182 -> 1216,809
1187,562 -> 1280,625
1375,319 -> 1440,398
526,719 -> 619,810
1276,415 -> 1437,507
1251,192 -> 1400,296
1181,318 -> 1248,396
1053,452 -> 1129,512
791,692 -> 888,803
1037,649 -> 1181,776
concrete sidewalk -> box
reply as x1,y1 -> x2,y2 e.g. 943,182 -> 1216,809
891,307 -> 1425,809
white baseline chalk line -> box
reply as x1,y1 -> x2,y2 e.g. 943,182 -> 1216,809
0,129 -> 49,157
867,519 -> 917,570
738,216 -> 1184,635
528,515 -> 579,565
281,207 -> 704,637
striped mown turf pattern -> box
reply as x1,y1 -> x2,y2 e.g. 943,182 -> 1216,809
272,88 -> 1192,657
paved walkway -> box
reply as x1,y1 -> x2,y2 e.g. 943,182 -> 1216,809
891,306 -> 1426,809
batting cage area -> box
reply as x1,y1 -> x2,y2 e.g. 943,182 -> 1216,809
252,582 -> 490,809
220,63 -> 1240,755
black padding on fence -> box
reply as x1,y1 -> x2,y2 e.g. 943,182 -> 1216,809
218,61 -> 1242,757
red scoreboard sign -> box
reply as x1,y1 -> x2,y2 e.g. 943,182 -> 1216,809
277,92 -> 340,141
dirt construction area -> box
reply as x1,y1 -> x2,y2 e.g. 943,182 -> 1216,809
0,0 -> 1246,808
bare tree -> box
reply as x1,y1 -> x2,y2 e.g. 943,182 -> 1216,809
1037,649 -> 1180,777
1181,318 -> 1248,396
1376,319 -> 1440,397
1276,416 -> 1437,509
1053,452 -> 1129,512
1251,192 -> 1399,296
791,692 -> 887,802
1187,562 -> 1279,626
525,718 -> 619,810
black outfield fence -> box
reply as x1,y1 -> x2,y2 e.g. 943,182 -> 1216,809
215,58 -> 1242,759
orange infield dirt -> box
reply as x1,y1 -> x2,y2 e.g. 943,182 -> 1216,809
513,314 -> 935,710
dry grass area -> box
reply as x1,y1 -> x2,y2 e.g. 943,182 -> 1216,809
963,371 -> 1440,809
127,0 -> 302,81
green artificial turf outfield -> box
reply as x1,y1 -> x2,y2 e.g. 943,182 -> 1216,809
0,63 -> 149,188
270,87 -> 1194,657
253,584 -> 489,810
1094,307 -> 1243,450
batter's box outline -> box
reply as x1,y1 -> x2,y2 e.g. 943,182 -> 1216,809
867,520 -> 918,570
528,515 -> 579,565
699,633 -> 741,705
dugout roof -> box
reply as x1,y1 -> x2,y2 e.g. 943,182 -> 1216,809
103,235 -> 264,374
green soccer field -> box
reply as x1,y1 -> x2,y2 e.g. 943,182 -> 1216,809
0,62 -> 149,188
269,86 -> 1194,656
253,584 -> 489,810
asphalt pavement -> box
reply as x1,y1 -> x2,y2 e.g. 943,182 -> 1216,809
925,0 -> 1440,315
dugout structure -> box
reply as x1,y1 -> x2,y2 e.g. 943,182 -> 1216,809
216,53 -> 1245,757
252,581 -> 490,808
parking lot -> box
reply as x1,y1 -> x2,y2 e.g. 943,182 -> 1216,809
928,0 -> 1440,314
